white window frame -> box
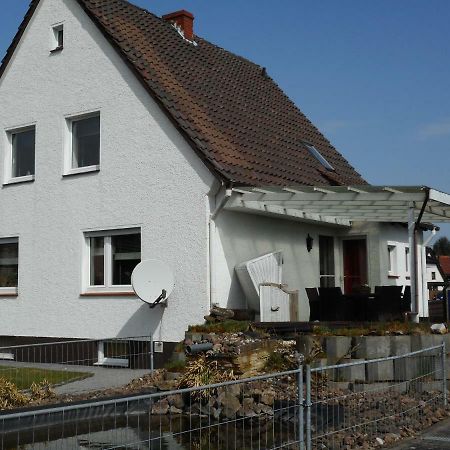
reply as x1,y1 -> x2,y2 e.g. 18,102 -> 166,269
50,22 -> 64,52
0,237 -> 19,296
387,243 -> 397,276
82,227 -> 140,294
63,111 -> 101,176
3,124 -> 36,185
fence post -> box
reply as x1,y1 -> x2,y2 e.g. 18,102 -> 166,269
149,335 -> 154,373
443,341 -> 447,407
297,364 -> 305,450
305,365 -> 312,450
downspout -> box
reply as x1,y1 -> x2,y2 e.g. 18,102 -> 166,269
411,187 -> 430,321
209,186 -> 233,308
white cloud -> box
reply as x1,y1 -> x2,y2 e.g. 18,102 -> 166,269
419,118 -> 450,139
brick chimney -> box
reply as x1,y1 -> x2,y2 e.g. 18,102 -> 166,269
163,10 -> 194,41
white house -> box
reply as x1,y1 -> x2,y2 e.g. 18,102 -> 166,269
1,0 -> 450,350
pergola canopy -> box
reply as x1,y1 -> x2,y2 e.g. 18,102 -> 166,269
226,186 -> 450,226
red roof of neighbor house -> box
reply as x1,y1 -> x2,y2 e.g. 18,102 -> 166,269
0,0 -> 368,187
439,256 -> 450,276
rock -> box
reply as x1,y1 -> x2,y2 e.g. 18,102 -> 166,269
210,406 -> 221,420
151,399 -> 169,415
166,394 -> 184,409
260,389 -> 276,406
431,323 -> 448,334
375,437 -> 384,446
217,392 -> 241,419
169,406 -> 183,414
384,433 -> 400,444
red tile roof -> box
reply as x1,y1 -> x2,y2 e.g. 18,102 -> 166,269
1,0 -> 367,187
439,256 -> 450,276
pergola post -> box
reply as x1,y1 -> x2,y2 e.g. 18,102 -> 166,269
408,206 -> 419,322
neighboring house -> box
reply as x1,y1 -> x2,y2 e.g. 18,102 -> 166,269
426,249 -> 446,299
1,0 -> 450,349
438,256 -> 450,283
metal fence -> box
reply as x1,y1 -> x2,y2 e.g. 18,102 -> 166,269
0,343 -> 447,449
0,336 -> 153,395
307,343 -> 447,450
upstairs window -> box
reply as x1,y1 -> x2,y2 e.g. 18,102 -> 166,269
4,126 -> 35,184
51,24 -> 64,52
0,238 -> 18,295
303,142 -> 335,171
64,112 -> 100,175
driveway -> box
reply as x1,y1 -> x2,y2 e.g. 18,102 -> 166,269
390,418 -> 450,449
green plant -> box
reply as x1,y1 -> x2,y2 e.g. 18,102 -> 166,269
188,320 -> 251,334
164,360 -> 186,372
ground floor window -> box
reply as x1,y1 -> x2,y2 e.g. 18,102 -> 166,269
0,238 -> 18,294
84,228 -> 141,292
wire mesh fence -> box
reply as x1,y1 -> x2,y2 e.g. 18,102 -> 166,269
308,343 -> 447,450
0,369 -> 303,450
0,342 -> 447,449
0,336 -> 153,394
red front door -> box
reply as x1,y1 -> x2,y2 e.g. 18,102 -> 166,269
343,239 -> 368,294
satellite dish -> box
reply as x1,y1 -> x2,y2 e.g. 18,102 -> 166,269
131,259 -> 175,308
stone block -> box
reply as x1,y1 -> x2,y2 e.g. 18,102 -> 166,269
366,360 -> 394,382
390,336 -> 411,356
311,358 -> 328,369
354,336 -> 390,359
410,335 -> 440,355
336,359 -> 366,383
441,334 -> 450,353
325,336 -> 352,362
350,382 -> 393,393
393,358 -> 418,381
327,381 -> 350,391
296,335 -> 324,358
416,381 -> 443,394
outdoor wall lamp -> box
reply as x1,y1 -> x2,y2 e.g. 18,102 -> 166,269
306,234 -> 314,252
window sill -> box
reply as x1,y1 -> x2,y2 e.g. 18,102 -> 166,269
50,46 -> 63,54
63,165 -> 100,177
3,175 -> 35,186
0,290 -> 18,297
80,291 -> 136,297
388,274 -> 400,279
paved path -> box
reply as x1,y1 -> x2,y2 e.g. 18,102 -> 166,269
0,360 -> 150,394
390,419 -> 450,449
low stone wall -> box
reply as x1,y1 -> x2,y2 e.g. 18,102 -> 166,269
297,334 -> 450,385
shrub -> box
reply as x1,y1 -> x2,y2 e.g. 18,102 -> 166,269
177,355 -> 235,400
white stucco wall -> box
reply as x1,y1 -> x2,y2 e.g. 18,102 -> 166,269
213,210 -> 346,320
0,0 -> 216,342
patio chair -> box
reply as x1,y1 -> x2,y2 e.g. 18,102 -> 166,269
318,287 -> 346,321
306,287 -> 320,321
402,286 -> 412,313
374,285 -> 404,321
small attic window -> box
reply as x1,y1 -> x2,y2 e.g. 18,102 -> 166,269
303,142 -> 335,171
50,24 -> 64,52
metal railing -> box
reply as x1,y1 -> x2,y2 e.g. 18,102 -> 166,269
0,336 -> 154,395
0,342 -> 446,449
307,343 -> 447,450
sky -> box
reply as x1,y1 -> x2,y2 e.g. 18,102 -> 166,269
1,0 -> 450,238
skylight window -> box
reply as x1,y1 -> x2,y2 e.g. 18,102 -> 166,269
303,142 -> 335,171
